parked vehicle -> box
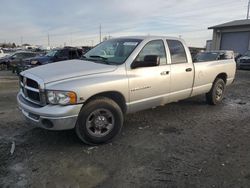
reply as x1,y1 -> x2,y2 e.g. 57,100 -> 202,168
193,51 -> 234,63
237,50 -> 250,70
16,47 -> 82,74
0,51 -> 37,72
20,47 -> 83,69
0,49 -> 9,58
234,52 -> 242,62
17,36 -> 236,145
81,46 -> 92,54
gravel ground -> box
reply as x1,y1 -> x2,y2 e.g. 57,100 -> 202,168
0,70 -> 250,188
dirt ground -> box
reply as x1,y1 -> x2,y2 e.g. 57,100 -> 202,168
0,70 -> 250,188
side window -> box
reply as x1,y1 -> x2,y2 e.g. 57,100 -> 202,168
25,53 -> 34,58
135,40 -> 167,65
69,50 -> 78,59
16,53 -> 25,59
167,40 -> 188,64
57,50 -> 68,58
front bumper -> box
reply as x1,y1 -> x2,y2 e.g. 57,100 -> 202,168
17,92 -> 82,130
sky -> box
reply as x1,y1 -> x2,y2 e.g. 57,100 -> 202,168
0,0 -> 248,47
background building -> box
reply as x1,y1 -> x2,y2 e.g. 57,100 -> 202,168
209,19 -> 250,54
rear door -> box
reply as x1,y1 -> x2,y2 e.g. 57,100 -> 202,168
166,39 -> 194,101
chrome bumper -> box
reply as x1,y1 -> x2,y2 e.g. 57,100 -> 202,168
17,92 -> 82,130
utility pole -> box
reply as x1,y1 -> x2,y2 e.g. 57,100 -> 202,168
99,24 -> 102,43
70,32 -> 72,46
247,0 -> 250,19
20,36 -> 23,46
47,33 -> 50,47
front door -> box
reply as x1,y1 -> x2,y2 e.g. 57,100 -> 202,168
127,40 -> 171,112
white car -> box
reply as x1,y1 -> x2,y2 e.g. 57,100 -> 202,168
0,49 -> 9,58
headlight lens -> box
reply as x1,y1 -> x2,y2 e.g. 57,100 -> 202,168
47,90 -> 77,105
31,60 -> 38,65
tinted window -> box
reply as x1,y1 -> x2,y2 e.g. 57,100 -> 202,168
69,50 -> 78,59
135,40 -> 167,65
57,50 -> 68,58
167,40 -> 187,64
24,53 -> 36,58
13,53 -> 24,58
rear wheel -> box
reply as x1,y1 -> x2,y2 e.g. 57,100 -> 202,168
75,97 -> 124,145
206,78 -> 225,105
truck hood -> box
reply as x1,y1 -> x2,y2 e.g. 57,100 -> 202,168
22,59 -> 118,83
239,56 -> 250,60
27,56 -> 51,63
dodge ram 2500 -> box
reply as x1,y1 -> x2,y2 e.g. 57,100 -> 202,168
17,36 -> 236,145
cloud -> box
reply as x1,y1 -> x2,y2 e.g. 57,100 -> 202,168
0,0 -> 247,47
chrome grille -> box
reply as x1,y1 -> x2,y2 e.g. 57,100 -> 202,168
19,75 -> 46,106
240,59 -> 250,64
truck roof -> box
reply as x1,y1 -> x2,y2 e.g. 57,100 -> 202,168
115,36 -> 183,41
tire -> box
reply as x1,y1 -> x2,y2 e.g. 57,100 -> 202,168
12,67 -> 15,73
75,97 -> 124,145
206,78 -> 225,105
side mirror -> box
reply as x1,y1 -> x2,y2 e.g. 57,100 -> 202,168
218,53 -> 226,60
131,55 -> 160,69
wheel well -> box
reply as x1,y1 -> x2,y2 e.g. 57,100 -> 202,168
215,73 -> 227,84
85,91 -> 127,114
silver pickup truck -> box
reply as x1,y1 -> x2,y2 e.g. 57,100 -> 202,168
17,36 -> 236,145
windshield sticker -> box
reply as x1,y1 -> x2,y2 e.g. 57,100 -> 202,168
123,42 -> 138,46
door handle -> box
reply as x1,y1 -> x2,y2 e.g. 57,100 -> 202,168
186,68 -> 192,72
160,71 -> 170,75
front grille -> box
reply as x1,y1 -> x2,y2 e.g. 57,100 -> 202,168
27,90 -> 40,102
27,78 -> 39,89
19,76 -> 45,106
240,59 -> 250,64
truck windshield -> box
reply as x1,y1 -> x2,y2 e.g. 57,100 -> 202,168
46,50 -> 58,57
244,51 -> 250,56
83,39 -> 142,65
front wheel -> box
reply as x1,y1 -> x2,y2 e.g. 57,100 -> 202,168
206,78 -> 225,105
75,97 -> 124,145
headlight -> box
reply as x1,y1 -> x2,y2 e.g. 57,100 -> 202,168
31,60 -> 38,65
46,90 -> 77,105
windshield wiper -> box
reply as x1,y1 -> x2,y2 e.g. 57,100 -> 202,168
82,55 -> 115,65
89,55 -> 108,60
